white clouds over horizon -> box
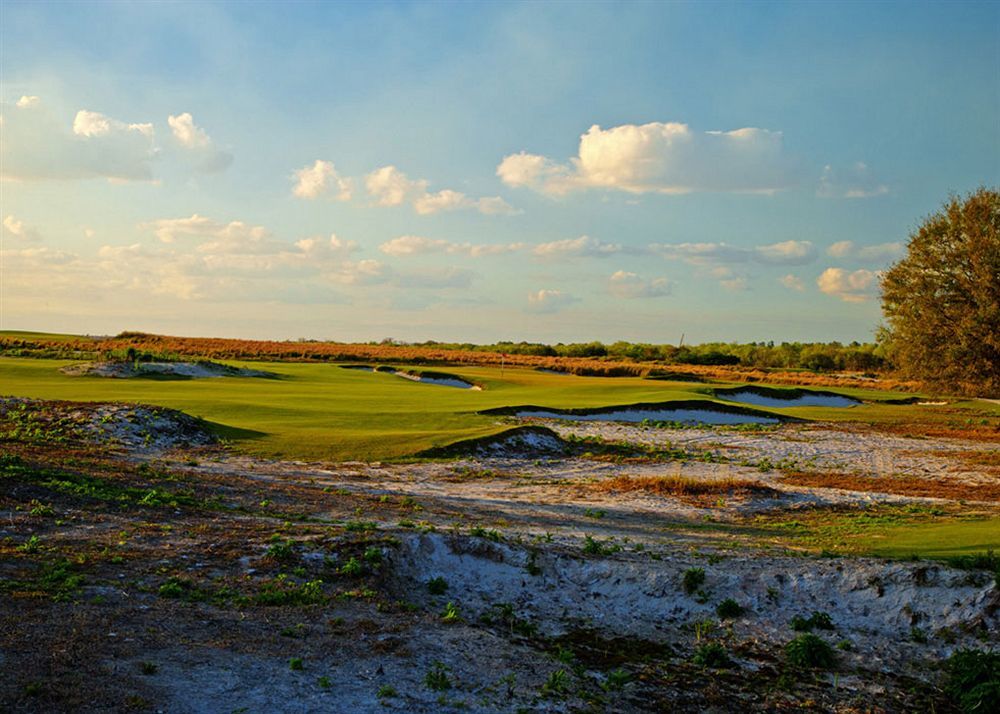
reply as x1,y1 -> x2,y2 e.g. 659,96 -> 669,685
608,270 -> 671,299
292,160 -> 353,201
817,163 -> 888,199
498,122 -> 794,196
525,289 -> 579,313
826,240 -> 904,262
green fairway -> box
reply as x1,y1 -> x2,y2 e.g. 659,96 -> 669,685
0,356 -> 982,461
867,519 -> 1000,558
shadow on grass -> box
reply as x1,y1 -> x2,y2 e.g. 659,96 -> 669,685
201,420 -> 269,442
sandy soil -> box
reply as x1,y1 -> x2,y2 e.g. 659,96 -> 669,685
1,401 -> 997,713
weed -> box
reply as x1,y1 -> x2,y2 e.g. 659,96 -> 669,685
289,657 -> 304,671
584,508 -> 605,519
441,601 -> 460,623
363,546 -> 383,565
280,624 -> 306,638
427,577 -> 448,595
525,549 -> 542,576
692,642 -> 732,668
28,500 -> 54,517
376,685 -> 398,699
582,534 -> 621,556
345,520 -> 378,532
425,661 -> 452,691
541,669 -> 569,698
470,526 -> 502,541
602,668 -> 631,691
254,577 -> 326,606
716,598 -> 745,619
139,662 -> 158,675
944,649 -> 999,714
785,634 -> 836,669
682,567 -> 706,595
339,557 -> 363,576
790,611 -> 834,632
265,537 -> 295,561
318,676 -> 331,689
910,626 -> 928,644
18,535 -> 41,553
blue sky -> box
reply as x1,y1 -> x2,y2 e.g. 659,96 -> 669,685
2,0 -> 997,343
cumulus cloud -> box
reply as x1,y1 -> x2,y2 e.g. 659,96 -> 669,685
608,270 -> 671,299
498,122 -> 794,196
141,214 -> 270,244
167,112 -> 233,173
754,240 -> 816,265
825,240 -> 903,262
378,235 -> 523,258
364,165 -> 516,215
817,162 -> 888,199
291,160 -> 353,201
2,215 -> 41,241
525,289 -> 580,313
817,267 -> 879,302
779,274 -> 805,291
16,95 -> 40,108
533,235 -> 621,258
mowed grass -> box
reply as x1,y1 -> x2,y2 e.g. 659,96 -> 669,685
0,356 -> 989,461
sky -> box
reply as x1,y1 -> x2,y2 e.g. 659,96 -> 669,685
1,0 -> 997,344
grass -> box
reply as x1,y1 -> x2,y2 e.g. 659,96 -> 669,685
0,354 -> 959,462
593,474 -> 778,504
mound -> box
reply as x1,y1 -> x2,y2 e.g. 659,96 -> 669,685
417,426 -> 568,458
60,360 -> 277,380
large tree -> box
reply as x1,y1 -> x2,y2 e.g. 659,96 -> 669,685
880,188 -> 1000,396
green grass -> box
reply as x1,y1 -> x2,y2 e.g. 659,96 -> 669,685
0,356 -> 990,462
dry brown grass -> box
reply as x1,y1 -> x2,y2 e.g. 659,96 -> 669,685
591,474 -> 778,505
780,471 -> 1000,502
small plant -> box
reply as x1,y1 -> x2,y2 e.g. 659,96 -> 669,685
682,567 -> 706,595
362,547 -> 383,564
425,661 -> 452,691
317,676 -> 331,689
602,668 -> 631,691
18,535 -> 42,553
541,669 -> 569,698
427,576 -> 448,595
790,611 -> 835,632
265,537 -> 294,561
785,634 -> 836,669
289,657 -> 304,671
28,500 -> 54,517
376,684 -> 398,699
584,508 -> 605,519
525,550 -> 542,576
692,642 -> 732,669
910,626 -> 928,644
441,601 -> 460,623
339,557 -> 363,576
716,598 -> 744,619
139,662 -> 158,675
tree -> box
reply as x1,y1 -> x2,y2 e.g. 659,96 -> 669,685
880,188 -> 1000,396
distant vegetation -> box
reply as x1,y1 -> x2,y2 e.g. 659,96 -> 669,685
0,331 -> 887,376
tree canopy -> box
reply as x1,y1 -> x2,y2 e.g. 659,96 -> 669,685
880,188 -> 1000,396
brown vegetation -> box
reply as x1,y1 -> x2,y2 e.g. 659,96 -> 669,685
591,474 -> 778,505
780,471 -> 1000,502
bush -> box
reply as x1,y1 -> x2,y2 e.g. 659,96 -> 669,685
692,642 -> 733,668
790,611 -> 834,632
785,634 -> 836,669
682,567 -> 706,595
716,598 -> 745,619
944,649 -> 1000,714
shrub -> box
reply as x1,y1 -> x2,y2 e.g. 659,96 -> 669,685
682,567 -> 706,595
692,642 -> 732,668
427,576 -> 448,595
716,598 -> 744,619
785,634 -> 836,669
425,661 -> 451,691
790,611 -> 834,632
944,649 -> 1000,714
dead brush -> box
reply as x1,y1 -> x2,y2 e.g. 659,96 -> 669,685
592,475 -> 778,505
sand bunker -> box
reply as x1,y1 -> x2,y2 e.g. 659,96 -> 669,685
341,364 -> 481,389
716,386 -> 859,408
61,360 -> 277,380
489,401 -> 781,426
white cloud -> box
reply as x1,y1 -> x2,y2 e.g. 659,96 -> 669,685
292,160 -> 353,201
499,122 -> 793,196
141,214 -> 270,244
753,240 -> 816,265
379,235 -> 524,258
825,240 -> 903,263
2,215 -> 40,241
526,289 -> 580,313
167,112 -> 232,173
16,95 -> 40,109
608,270 -> 671,299
650,239 -> 816,266
364,164 -> 516,215
1,101 -> 157,181
533,235 -> 621,258
779,274 -> 805,291
827,240 -> 855,258
817,267 -> 879,302
817,162 -> 888,199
